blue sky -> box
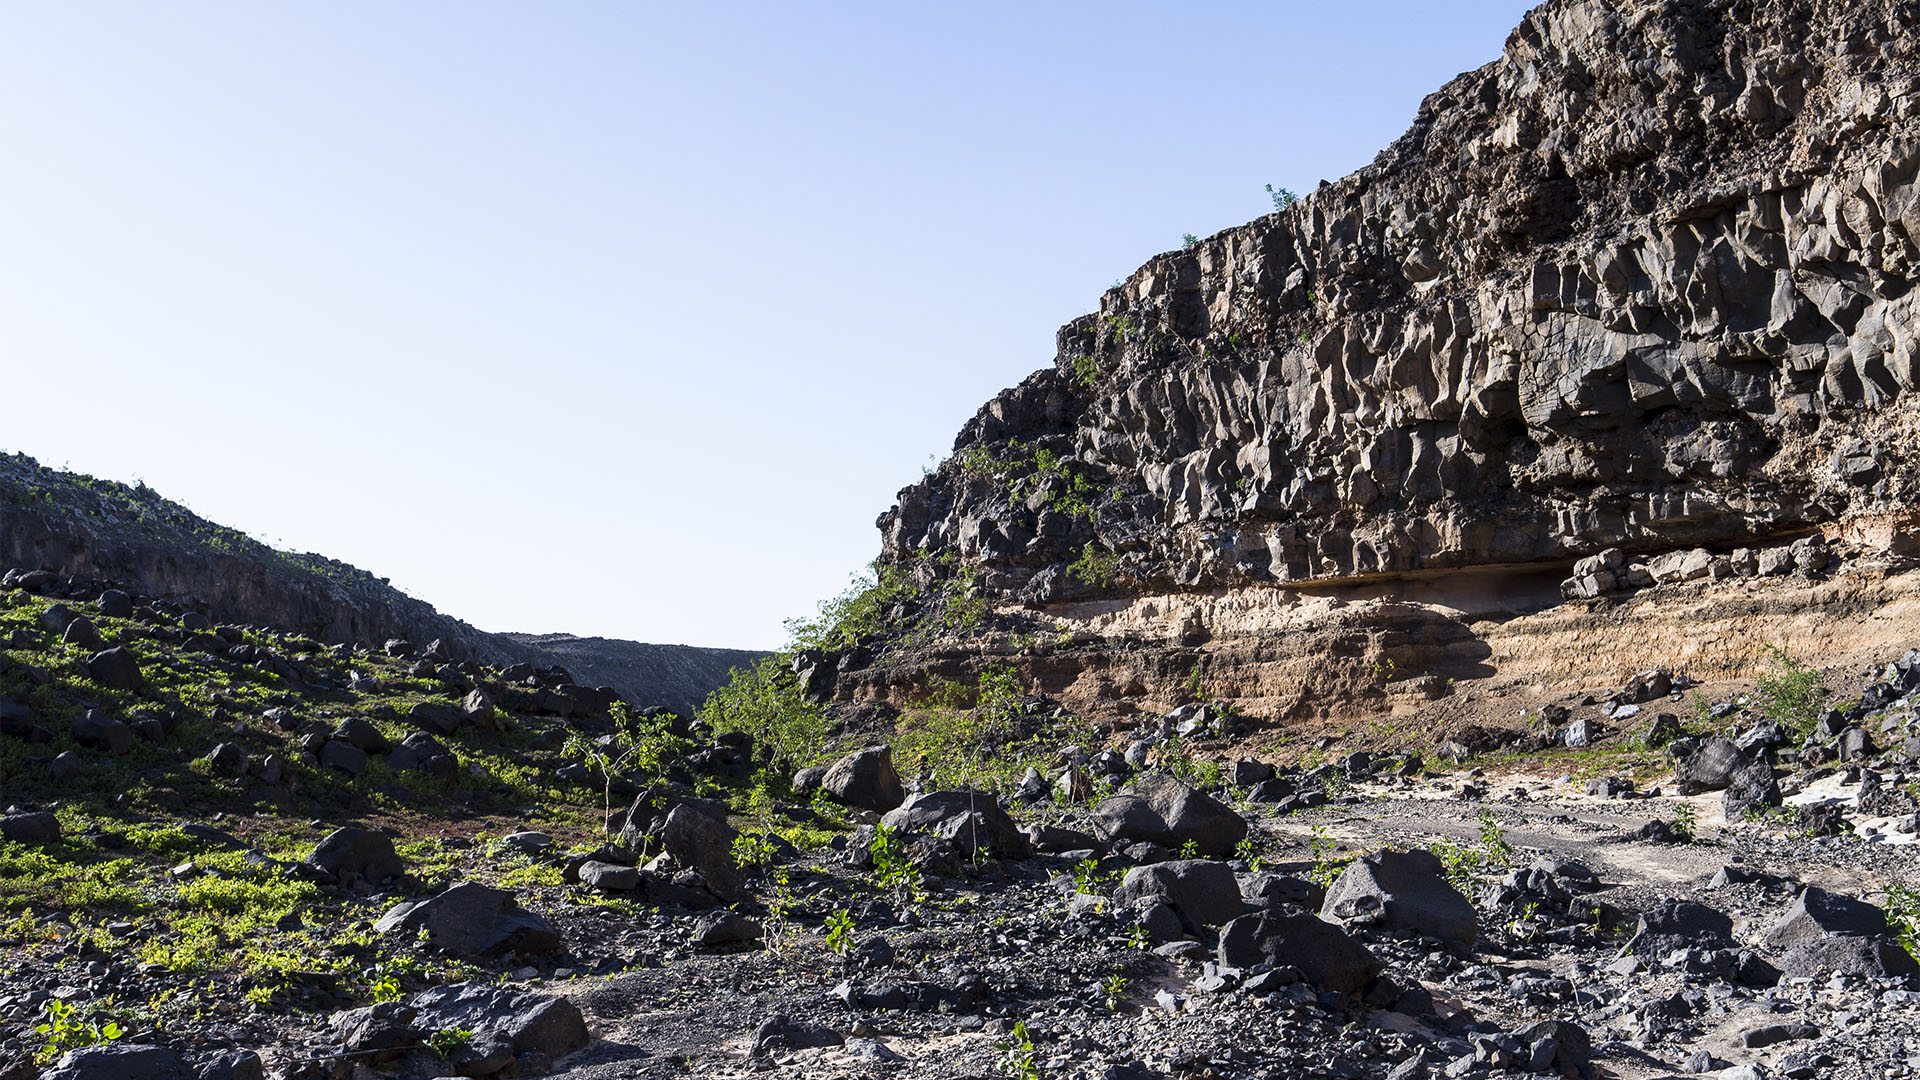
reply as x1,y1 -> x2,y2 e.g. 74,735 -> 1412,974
0,2 -> 1535,649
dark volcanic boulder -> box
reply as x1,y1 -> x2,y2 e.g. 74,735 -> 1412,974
373,883 -> 560,957
1763,887 -> 1889,949
881,789 -> 1031,861
1780,935 -> 1920,979
0,811 -> 60,845
1722,754 -> 1781,821
1672,738 -> 1749,792
1089,773 -> 1247,857
1627,900 -> 1734,961
1114,859 -> 1244,931
409,981 -> 590,1063
40,1044 -> 192,1080
305,826 -> 405,886
1217,912 -> 1382,992
84,647 -> 143,691
70,710 -> 133,755
821,746 -> 906,813
1321,848 -> 1478,945
661,803 -> 743,901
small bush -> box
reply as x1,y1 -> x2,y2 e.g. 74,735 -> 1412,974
1753,646 -> 1826,732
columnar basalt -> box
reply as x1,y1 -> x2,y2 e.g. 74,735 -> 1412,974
849,0 -> 1920,717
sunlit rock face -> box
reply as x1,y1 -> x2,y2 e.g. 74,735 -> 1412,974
837,0 -> 1920,718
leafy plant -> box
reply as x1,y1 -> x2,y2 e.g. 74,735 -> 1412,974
1308,825 -> 1349,888
698,655 -> 830,772
1069,353 -> 1103,389
1067,543 -> 1118,587
824,908 -> 855,956
1886,884 -> 1920,962
1753,646 -> 1826,733
1266,184 -> 1298,211
997,1019 -> 1041,1080
1070,857 -> 1104,896
1102,972 -> 1129,1011
1671,802 -> 1698,842
1477,810 -> 1514,866
1235,837 -> 1265,872
33,999 -> 123,1064
868,822 -> 925,910
426,1026 -> 472,1059
1181,233 -> 1199,250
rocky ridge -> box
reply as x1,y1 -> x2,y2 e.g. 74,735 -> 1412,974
0,454 -> 758,714
832,0 -> 1920,720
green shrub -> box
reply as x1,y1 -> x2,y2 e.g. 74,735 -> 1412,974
1753,646 -> 1826,732
1067,543 -> 1118,587
699,656 -> 829,770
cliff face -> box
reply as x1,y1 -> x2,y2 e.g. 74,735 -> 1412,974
0,454 -> 759,711
847,0 -> 1920,718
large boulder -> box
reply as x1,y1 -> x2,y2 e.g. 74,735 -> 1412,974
409,981 -> 590,1063
1722,755 -> 1781,821
1321,848 -> 1478,946
1216,912 -> 1382,992
1115,859 -> 1244,931
373,883 -> 560,957
1239,871 -> 1325,912
881,789 -> 1031,861
305,826 -> 406,886
1089,773 -> 1247,857
660,803 -> 743,901
71,710 -> 133,755
821,746 -> 906,813
0,811 -> 61,845
84,647 -> 143,692
1672,738 -> 1749,792
40,1044 -> 191,1080
616,790 -> 729,850
1779,935 -> 1920,979
1763,887 -> 1888,949
1627,900 -> 1734,960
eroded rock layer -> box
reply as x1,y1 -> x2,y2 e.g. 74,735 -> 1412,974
850,0 -> 1920,716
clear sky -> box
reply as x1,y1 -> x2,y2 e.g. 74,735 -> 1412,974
0,2 -> 1535,650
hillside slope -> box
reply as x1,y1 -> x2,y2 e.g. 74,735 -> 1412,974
0,453 -> 756,712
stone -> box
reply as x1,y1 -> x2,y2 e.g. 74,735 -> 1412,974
792,764 -> 829,794
194,1049 -> 263,1080
318,739 -> 367,775
84,647 -> 142,691
1722,755 -> 1781,822
576,861 -> 639,891
691,910 -> 762,947
752,1014 -> 845,1057
1763,887 -> 1889,948
331,1001 -> 418,1058
660,803 -> 743,901
204,741 -> 249,776
1114,859 -> 1245,931
821,746 -> 906,813
1239,871 -> 1326,911
1672,739 -> 1750,792
374,882 -> 562,956
462,687 -> 497,726
1743,1023 -> 1820,1048
330,717 -> 389,753
1322,848 -> 1477,945
409,981 -> 590,1062
1216,912 -> 1382,992
39,1044 -> 192,1080
1627,900 -> 1733,960
61,616 -> 103,650
94,589 -> 133,619
1779,935 -> 1920,979
500,830 -> 552,853
305,826 -> 406,885
1089,773 -> 1248,857
70,710 -> 133,755
408,701 -> 465,735
0,811 -> 60,844
1232,758 -> 1275,785
882,789 -> 1031,860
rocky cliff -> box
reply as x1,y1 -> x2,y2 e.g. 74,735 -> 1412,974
840,0 -> 1920,720
0,453 -> 759,711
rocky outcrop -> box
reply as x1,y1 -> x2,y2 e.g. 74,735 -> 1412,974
843,0 -> 1920,718
500,633 -> 767,719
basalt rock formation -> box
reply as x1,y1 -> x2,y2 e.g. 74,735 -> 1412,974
844,0 -> 1920,719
